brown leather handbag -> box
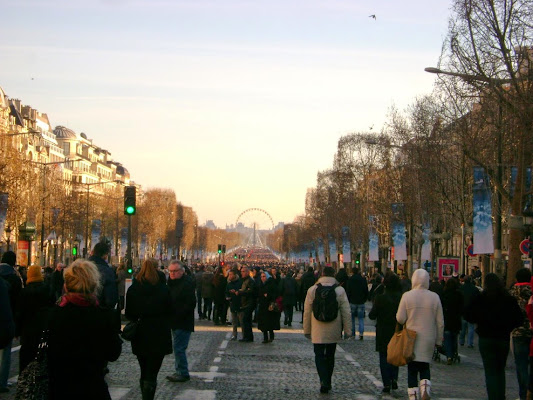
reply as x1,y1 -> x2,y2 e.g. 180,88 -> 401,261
387,323 -> 417,366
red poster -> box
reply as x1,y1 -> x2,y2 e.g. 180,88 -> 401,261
17,240 -> 29,267
438,257 -> 459,281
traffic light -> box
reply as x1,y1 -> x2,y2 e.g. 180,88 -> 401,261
72,246 -> 78,256
127,265 -> 133,274
218,244 -> 222,254
355,252 -> 360,264
222,245 -> 226,254
234,253 -> 237,259
124,186 -> 136,215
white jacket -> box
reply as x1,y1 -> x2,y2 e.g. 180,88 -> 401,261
396,269 -> 444,363
303,276 -> 352,344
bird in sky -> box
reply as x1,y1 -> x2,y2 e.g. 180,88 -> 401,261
369,14 -> 376,20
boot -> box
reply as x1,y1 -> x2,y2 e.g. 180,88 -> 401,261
142,380 -> 157,400
408,387 -> 420,400
419,379 -> 431,400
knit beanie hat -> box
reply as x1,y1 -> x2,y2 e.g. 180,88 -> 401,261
26,265 -> 44,284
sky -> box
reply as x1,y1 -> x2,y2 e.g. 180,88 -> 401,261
0,0 -> 452,228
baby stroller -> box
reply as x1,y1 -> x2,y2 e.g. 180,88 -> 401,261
432,344 -> 460,364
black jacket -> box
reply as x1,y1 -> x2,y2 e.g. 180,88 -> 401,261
280,276 -> 297,306
257,278 -> 281,332
460,281 -> 480,308
89,256 -> 118,309
464,290 -> 523,340
168,275 -> 196,332
47,303 -> 122,400
369,289 -> 402,352
442,288 -> 464,333
16,281 -> 55,372
0,263 -> 23,324
125,279 -> 172,357
238,276 -> 256,310
300,271 -> 316,300
226,278 -> 242,313
0,277 -> 14,349
346,273 -> 368,304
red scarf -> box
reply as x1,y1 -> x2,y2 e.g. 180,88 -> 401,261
59,293 -> 99,307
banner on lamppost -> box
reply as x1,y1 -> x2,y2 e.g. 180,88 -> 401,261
368,216 -> 379,262
91,219 -> 101,249
421,222 -> 431,262
391,203 -> 407,261
473,167 -> 494,254
0,193 -> 8,237
342,226 -> 351,263
317,238 -> 326,263
328,234 -> 338,264
139,234 -> 147,260
120,228 -> 128,258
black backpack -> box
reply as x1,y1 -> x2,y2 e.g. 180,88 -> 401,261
312,283 -> 339,322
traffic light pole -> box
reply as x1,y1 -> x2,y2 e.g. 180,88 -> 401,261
127,214 -> 132,271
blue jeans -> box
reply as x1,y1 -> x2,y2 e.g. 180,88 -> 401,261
314,343 -> 336,388
350,303 -> 365,336
479,336 -> 509,400
512,336 -> 532,400
460,318 -> 475,346
379,351 -> 399,387
0,339 -> 12,389
444,331 -> 458,359
172,329 -> 191,377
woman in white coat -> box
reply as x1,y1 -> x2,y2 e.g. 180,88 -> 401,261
397,268 -> 444,400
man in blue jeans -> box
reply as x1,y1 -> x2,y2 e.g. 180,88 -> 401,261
166,260 -> 196,383
346,267 -> 368,340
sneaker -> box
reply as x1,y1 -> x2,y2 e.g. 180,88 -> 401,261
166,373 -> 190,383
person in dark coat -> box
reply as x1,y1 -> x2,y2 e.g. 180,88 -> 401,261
226,269 -> 242,340
0,251 -> 22,393
0,277 -> 14,375
335,268 -> 349,288
201,267 -> 214,320
47,259 -> 122,400
126,258 -> 172,400
441,277 -> 464,364
166,260 -> 196,383
212,266 -> 228,326
257,271 -> 281,343
16,265 -> 55,374
346,267 -> 369,340
89,241 -> 118,309
369,273 -> 402,393
459,275 -> 479,348
464,273 -> 523,400
281,271 -> 297,326
49,262 -> 66,301
237,266 -> 256,342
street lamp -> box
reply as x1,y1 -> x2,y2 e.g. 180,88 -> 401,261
4,225 -> 11,251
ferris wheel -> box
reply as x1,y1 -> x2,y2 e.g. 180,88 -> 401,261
236,208 -> 275,248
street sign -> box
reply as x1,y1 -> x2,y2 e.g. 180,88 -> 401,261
466,244 -> 476,257
520,239 -> 531,255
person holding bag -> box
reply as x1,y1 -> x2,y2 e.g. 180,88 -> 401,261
396,268 -> 444,400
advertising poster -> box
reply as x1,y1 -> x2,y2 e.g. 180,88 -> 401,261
17,240 -> 29,267
391,203 -> 407,261
438,257 -> 459,281
368,216 -> 379,262
473,167 -> 494,254
342,226 -> 351,263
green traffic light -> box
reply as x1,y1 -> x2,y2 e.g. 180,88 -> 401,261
72,247 -> 77,256
125,206 -> 135,215
127,268 -> 133,274
218,250 -> 222,254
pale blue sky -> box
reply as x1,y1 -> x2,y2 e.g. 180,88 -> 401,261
1,0 -> 451,228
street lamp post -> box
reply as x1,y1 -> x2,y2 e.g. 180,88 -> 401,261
5,225 -> 11,251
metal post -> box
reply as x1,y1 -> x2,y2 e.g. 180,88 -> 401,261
84,184 -> 89,258
460,224 -> 465,275
127,214 -> 132,270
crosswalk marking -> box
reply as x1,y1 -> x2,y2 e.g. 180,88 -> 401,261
173,389 -> 216,400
